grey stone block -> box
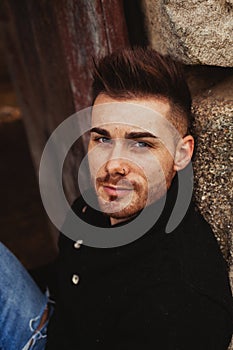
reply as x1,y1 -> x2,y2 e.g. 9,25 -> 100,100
142,0 -> 233,67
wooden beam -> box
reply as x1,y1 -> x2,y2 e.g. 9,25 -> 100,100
1,0 -> 129,202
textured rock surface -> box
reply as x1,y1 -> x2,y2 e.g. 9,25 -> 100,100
142,0 -> 233,66
185,65 -> 231,97
191,76 -> 233,265
191,75 -> 233,349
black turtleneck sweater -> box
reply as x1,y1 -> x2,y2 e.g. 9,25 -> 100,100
46,179 -> 233,350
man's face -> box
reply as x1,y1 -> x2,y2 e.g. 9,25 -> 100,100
88,94 -> 179,225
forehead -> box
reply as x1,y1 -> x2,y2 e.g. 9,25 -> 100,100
91,95 -> 179,140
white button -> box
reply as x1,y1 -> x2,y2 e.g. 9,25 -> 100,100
74,240 -> 83,249
72,274 -> 79,285
82,206 -> 87,213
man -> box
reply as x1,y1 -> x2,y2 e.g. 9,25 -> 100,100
0,47 -> 232,350
45,48 -> 233,349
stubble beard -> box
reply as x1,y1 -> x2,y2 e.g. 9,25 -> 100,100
95,174 -> 147,220
99,191 -> 148,220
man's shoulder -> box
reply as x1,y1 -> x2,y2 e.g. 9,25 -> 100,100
176,203 -> 225,267
173,203 -> 232,312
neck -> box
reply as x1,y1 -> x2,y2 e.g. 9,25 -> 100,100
110,215 -> 136,226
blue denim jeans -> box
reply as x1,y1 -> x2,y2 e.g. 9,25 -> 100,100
0,242 -> 53,350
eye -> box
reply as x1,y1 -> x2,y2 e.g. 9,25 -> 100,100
135,141 -> 151,148
95,136 -> 112,144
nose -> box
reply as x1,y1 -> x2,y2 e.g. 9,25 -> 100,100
105,158 -> 129,177
105,143 -> 129,177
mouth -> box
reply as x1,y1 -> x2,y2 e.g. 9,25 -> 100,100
102,184 -> 133,197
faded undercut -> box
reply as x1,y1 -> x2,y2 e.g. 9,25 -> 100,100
92,47 -> 192,135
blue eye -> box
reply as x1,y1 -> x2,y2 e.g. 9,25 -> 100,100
135,141 -> 150,148
97,137 -> 111,144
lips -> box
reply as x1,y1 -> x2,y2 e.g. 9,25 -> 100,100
102,184 -> 133,197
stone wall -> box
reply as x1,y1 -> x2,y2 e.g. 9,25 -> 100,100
142,0 -> 233,66
142,2 -> 233,345
191,77 -> 233,265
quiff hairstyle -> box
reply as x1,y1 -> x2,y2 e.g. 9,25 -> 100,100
92,47 -> 192,135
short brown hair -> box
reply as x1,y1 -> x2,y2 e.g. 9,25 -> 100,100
92,47 -> 192,134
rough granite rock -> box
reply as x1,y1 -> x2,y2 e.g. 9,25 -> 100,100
191,79 -> 233,349
142,0 -> 233,67
191,76 -> 233,267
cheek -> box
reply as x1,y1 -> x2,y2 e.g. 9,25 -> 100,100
88,157 -> 105,182
137,153 -> 164,180
87,149 -> 96,174
88,144 -> 107,177
146,164 -> 165,188
156,149 -> 175,173
139,153 -> 171,195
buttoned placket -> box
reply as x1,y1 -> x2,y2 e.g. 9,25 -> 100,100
72,238 -> 83,285
72,205 -> 86,286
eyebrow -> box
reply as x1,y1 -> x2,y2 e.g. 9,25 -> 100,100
90,127 -> 158,139
90,127 -> 110,137
125,131 -> 158,139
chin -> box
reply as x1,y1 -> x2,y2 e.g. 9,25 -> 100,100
103,200 -> 145,220
97,191 -> 148,220
101,205 -> 136,219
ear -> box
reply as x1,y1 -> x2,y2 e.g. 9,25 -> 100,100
174,135 -> 194,171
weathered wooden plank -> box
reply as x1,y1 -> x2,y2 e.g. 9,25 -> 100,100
54,0 -> 129,110
1,0 -> 75,169
1,0 -> 129,203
